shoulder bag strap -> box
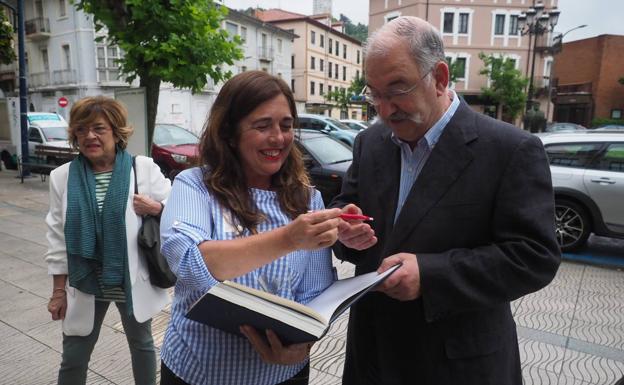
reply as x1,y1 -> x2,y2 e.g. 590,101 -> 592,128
132,155 -> 139,194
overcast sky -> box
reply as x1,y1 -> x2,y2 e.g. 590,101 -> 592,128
222,0 -> 624,42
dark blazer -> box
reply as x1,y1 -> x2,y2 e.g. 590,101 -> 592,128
331,101 -> 561,385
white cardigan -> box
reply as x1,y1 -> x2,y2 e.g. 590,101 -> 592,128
45,155 -> 172,336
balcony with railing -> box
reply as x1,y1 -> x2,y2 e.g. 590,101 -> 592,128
52,69 -> 77,84
29,71 -> 51,88
535,32 -> 557,53
25,17 -> 51,41
258,46 -> 273,62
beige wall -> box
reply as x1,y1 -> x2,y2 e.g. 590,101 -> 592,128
269,19 -> 364,120
369,0 -> 558,120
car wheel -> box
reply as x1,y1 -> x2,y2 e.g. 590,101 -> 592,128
555,199 -> 591,252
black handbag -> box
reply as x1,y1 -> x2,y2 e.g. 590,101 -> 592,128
133,156 -> 177,288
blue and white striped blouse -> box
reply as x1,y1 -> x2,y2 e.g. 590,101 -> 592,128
160,167 -> 336,385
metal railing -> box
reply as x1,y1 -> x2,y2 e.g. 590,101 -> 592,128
28,71 -> 51,87
25,17 -> 50,35
257,46 -> 273,61
52,69 -> 76,84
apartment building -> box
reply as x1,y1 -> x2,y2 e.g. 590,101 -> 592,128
369,0 -> 558,120
256,9 -> 364,120
551,35 -> 624,128
0,2 -> 295,134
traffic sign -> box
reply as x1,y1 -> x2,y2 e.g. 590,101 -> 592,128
58,97 -> 69,108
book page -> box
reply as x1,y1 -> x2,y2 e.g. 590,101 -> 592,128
306,264 -> 401,322
222,280 -> 326,323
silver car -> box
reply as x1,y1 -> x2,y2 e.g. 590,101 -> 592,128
539,132 -> 624,251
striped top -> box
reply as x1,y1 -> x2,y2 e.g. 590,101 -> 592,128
392,89 -> 460,221
160,167 -> 336,385
93,171 -> 126,302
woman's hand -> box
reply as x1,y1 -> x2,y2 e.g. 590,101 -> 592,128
284,208 -> 341,250
47,290 -> 67,320
133,194 -> 163,216
240,326 -> 313,365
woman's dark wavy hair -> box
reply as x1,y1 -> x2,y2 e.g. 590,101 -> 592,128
199,70 -> 311,234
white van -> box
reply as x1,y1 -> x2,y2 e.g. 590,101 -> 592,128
27,112 -> 71,162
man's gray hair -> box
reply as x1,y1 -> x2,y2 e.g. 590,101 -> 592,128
364,16 -> 446,76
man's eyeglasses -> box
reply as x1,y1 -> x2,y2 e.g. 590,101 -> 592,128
75,126 -> 111,137
364,69 -> 433,106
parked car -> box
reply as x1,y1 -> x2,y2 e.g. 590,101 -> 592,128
538,131 -> 624,251
151,123 -> 200,179
595,125 -> 624,131
27,112 -> 72,164
340,119 -> 371,131
295,129 -> 353,204
298,113 -> 359,147
545,122 -> 587,133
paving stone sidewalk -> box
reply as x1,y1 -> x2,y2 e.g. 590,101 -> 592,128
0,169 -> 622,385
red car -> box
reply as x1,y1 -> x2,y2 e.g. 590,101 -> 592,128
151,124 -> 200,179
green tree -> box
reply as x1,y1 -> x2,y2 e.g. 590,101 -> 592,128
325,72 -> 366,114
619,77 -> 624,85
0,11 -> 16,65
478,53 -> 528,123
447,58 -> 465,88
339,14 -> 368,42
74,1 -> 242,150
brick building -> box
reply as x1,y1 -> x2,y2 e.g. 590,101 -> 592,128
552,34 -> 624,127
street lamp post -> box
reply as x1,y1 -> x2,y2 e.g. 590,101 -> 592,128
518,2 -> 560,114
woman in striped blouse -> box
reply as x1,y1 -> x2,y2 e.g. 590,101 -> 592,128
159,71 -> 343,385
45,96 -> 171,385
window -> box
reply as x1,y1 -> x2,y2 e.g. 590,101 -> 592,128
509,15 -> 519,35
291,79 -> 295,92
320,59 -> 324,72
62,44 -> 71,69
329,38 -> 333,54
240,66 -> 247,73
291,55 -> 295,69
28,127 -> 43,143
544,143 -> 602,168
335,64 -> 339,79
335,40 -> 340,56
41,48 -> 49,72
352,111 -> 357,119
594,143 -> 624,172
328,61 -> 332,77
240,26 -> 247,43
320,35 -> 324,48
320,83 -> 324,95
311,30 -> 316,45
443,12 -> 454,33
328,85 -> 332,97
611,109 -> 622,119
311,56 -> 316,70
310,81 -> 315,95
508,58 -> 517,69
225,22 -> 238,40
343,44 -> 347,59
455,57 -> 466,78
357,50 -> 360,64
343,66 -> 346,81
58,0 -> 67,17
494,15 -> 505,35
277,39 -> 283,54
459,13 -> 469,34
356,70 -> 360,80
96,44 -> 121,81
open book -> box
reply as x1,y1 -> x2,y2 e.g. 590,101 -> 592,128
186,263 -> 401,344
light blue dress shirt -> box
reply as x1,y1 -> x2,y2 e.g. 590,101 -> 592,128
159,167 -> 336,385
392,90 -> 460,220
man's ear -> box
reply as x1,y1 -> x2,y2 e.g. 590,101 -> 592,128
433,61 -> 450,96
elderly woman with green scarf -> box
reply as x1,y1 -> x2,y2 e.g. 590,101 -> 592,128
44,96 -> 171,385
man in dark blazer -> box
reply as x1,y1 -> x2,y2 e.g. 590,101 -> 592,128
331,16 -> 561,385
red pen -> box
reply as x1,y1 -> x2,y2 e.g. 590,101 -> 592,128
339,213 -> 374,221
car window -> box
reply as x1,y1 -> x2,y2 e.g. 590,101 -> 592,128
154,124 -> 198,146
301,136 -> 352,164
544,143 -> 603,168
41,126 -> 68,141
325,117 -> 352,130
28,127 -> 43,142
591,143 -> 624,172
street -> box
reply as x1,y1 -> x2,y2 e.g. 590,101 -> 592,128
0,169 -> 622,385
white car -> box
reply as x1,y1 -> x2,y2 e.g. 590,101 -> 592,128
27,112 -> 71,163
339,119 -> 370,131
538,131 -> 624,251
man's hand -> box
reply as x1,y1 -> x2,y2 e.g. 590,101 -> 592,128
337,204 -> 377,250
376,253 -> 421,301
240,326 -> 312,365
